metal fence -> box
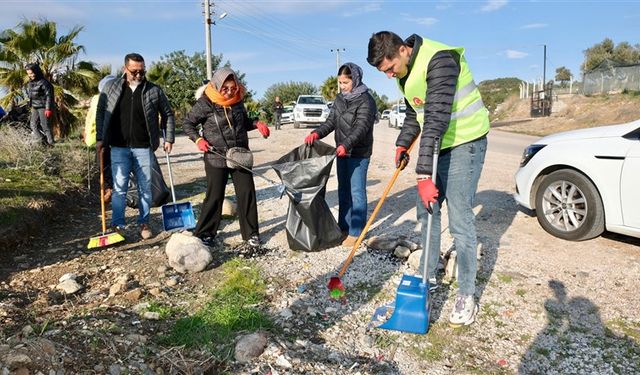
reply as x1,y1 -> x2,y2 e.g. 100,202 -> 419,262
583,64 -> 640,95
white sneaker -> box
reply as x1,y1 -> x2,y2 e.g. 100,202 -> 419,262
449,294 -> 478,327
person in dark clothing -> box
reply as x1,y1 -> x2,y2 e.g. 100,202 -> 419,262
273,96 -> 284,130
96,53 -> 175,240
183,67 -> 271,248
25,63 -> 55,145
368,31 -> 489,327
303,62 -> 377,247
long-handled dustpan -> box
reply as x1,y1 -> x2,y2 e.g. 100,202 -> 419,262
327,138 -> 418,299
87,148 -> 125,249
376,138 -> 441,334
161,150 -> 196,232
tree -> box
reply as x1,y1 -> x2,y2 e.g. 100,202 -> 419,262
146,50 -> 252,121
260,81 -> 316,122
370,90 -> 389,113
0,19 -> 100,137
555,66 -> 572,87
320,75 -> 338,101
581,38 -> 640,73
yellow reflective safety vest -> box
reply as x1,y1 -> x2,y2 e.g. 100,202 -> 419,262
398,37 -> 489,150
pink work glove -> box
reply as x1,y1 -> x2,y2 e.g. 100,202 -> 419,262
304,132 -> 320,145
336,145 -> 347,157
196,138 -> 210,152
417,176 -> 439,213
44,109 -> 53,118
256,121 -> 270,138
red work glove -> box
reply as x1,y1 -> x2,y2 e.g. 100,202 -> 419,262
304,132 -> 320,145
195,138 -> 210,152
395,146 -> 409,170
417,176 -> 438,213
336,145 -> 347,157
256,121 -> 270,138
44,109 -> 53,118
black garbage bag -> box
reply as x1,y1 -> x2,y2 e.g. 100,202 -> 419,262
271,141 -> 343,251
126,153 -> 171,209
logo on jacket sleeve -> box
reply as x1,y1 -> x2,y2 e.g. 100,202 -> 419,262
413,97 -> 424,106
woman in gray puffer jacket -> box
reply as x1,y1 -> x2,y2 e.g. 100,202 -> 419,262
25,63 -> 55,145
183,67 -> 270,248
303,62 -> 377,247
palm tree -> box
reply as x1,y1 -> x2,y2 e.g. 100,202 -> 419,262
0,19 -> 100,138
320,75 -> 338,101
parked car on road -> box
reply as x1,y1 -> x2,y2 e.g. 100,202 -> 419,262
514,120 -> 640,241
293,95 -> 330,128
281,105 -> 294,124
381,109 -> 391,120
388,104 -> 406,128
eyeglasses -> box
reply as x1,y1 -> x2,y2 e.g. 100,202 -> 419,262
126,68 -> 146,77
220,85 -> 238,94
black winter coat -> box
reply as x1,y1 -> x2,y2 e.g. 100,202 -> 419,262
27,78 -> 54,110
313,91 -> 376,158
183,95 -> 258,168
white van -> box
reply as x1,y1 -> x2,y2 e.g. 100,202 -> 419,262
388,104 -> 406,129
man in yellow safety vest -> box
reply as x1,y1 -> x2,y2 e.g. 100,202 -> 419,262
367,31 -> 489,327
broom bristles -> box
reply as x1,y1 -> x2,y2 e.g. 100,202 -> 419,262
87,231 -> 125,249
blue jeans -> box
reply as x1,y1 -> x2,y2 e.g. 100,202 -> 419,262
110,147 -> 153,227
336,157 -> 370,237
418,136 -> 487,296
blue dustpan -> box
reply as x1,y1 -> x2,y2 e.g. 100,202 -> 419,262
375,138 -> 441,335
162,150 -> 196,232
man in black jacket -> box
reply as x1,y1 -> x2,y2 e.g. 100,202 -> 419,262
273,96 -> 284,130
25,63 -> 55,145
96,53 -> 175,240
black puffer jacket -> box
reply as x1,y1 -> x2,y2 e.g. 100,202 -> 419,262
313,91 -> 376,158
96,75 -> 175,151
27,78 -> 54,110
183,95 -> 258,168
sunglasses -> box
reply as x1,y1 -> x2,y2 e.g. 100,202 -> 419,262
126,68 -> 146,77
220,86 -> 238,94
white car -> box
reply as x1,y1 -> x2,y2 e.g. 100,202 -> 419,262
388,104 -> 406,129
381,109 -> 391,120
281,105 -> 294,124
514,120 -> 640,241
293,95 -> 330,128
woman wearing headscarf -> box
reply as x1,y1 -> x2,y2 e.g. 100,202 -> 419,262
183,67 -> 270,248
303,62 -> 377,247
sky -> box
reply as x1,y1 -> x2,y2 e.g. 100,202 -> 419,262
1,0 -> 639,101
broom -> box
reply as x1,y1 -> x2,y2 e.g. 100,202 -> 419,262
87,147 -> 125,249
327,137 -> 417,298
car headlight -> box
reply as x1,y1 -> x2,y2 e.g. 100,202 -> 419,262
322,107 -> 330,114
520,144 -> 546,167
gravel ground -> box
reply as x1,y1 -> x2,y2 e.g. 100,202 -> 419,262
1,121 -> 639,374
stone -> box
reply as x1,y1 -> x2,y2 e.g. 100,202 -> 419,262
123,288 -> 144,301
234,332 -> 268,363
142,312 -> 161,320
109,282 -> 127,297
408,250 -> 422,270
58,273 -> 77,283
443,250 -> 458,284
394,245 -> 411,259
56,279 -> 83,295
398,239 -> 420,251
275,355 -> 292,368
165,232 -> 213,273
222,197 -> 237,217
366,235 -> 400,251
21,325 -> 34,337
2,353 -> 32,370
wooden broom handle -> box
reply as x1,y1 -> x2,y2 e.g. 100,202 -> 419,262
337,137 -> 418,278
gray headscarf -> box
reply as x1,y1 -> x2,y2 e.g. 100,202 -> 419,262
211,66 -> 237,91
340,62 -> 369,101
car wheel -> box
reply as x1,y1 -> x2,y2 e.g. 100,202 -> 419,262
534,169 -> 604,241
293,121 -> 300,129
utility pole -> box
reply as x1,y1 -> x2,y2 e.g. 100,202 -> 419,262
331,48 -> 345,97
204,0 -> 213,81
